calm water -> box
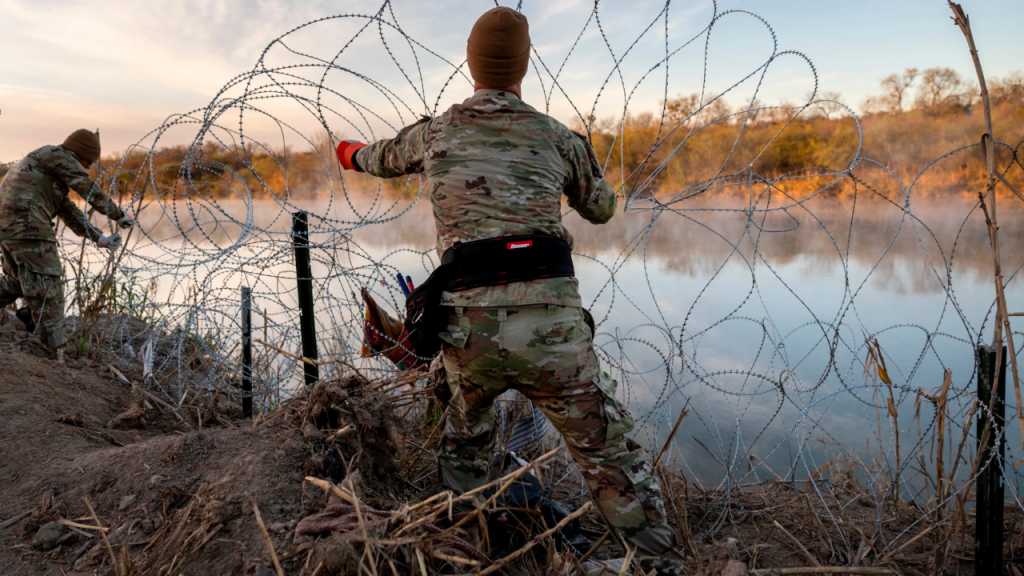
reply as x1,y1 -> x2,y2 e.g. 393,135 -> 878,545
78,191 -> 1024,496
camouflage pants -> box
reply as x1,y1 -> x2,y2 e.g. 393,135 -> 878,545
0,240 -> 66,350
436,304 -> 685,574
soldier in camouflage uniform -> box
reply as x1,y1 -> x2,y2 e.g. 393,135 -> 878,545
336,7 -> 686,574
0,129 -> 134,352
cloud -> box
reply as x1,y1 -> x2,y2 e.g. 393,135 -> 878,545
3,0 -> 1017,161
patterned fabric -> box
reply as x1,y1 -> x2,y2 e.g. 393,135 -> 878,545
436,305 -> 685,574
0,145 -> 122,243
0,240 -> 66,350
356,89 -> 617,308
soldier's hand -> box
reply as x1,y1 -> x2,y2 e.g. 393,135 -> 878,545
336,140 -> 367,172
97,233 -> 123,252
116,213 -> 135,230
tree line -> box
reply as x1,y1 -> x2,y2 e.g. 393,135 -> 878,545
3,68 -> 1021,201
582,67 -> 1023,200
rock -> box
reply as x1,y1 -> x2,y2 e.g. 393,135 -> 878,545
302,422 -> 323,440
203,500 -> 241,525
268,522 -> 287,534
55,531 -> 80,547
31,521 -> 65,551
721,559 -> 748,576
118,494 -> 137,511
150,474 -> 166,486
254,565 -> 277,576
217,400 -> 243,419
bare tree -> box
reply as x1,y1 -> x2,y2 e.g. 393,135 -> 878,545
698,95 -> 732,124
664,94 -> 700,127
807,91 -> 845,119
878,68 -> 919,114
664,93 -> 731,126
915,67 -> 975,114
990,71 -> 1024,107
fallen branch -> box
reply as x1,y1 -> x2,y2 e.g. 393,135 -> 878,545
255,339 -> 367,382
654,398 -> 690,468
251,500 -> 285,576
751,568 -> 895,575
57,518 -> 110,532
84,499 -> 119,575
772,518 -> 822,568
305,476 -> 360,507
876,522 -> 942,565
480,501 -> 593,575
0,511 -> 31,531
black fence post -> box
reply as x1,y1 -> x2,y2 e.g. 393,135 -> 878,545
976,344 -> 1006,575
292,211 -> 319,386
241,286 -> 252,418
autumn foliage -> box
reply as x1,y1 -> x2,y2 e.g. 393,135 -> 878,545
5,68 -> 1020,203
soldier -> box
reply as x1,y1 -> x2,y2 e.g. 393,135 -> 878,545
336,7 -> 686,574
0,129 -> 134,356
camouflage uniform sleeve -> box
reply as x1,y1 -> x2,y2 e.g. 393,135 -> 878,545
564,131 -> 617,224
355,117 -> 432,179
56,194 -> 102,242
40,149 -> 123,220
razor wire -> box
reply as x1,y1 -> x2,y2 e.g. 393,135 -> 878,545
13,0 -> 1024,559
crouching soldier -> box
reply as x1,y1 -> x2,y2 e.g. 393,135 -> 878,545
336,7 -> 687,574
0,129 -> 134,355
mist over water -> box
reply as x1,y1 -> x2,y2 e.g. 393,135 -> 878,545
79,191 -> 1024,493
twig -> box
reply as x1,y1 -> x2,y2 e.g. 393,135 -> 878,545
0,511 -> 31,531
772,518 -> 821,568
654,398 -> 690,468
83,499 -> 119,575
255,338 -> 367,382
250,500 -> 285,576
109,365 -> 195,429
414,548 -> 429,576
304,476 -> 360,507
57,518 -> 110,532
430,551 -> 480,567
577,529 -> 611,564
479,501 -> 593,575
749,565 -> 892,569
877,522 -> 942,565
949,0 -> 1024,454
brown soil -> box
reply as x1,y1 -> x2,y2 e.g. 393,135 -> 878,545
0,322 -> 401,576
0,319 -> 1017,576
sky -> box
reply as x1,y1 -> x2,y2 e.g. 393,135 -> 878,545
0,0 -> 1021,161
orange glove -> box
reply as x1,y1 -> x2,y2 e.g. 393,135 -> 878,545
336,140 -> 367,171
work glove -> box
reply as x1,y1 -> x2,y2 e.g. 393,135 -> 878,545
336,140 -> 367,172
97,233 -> 123,252
116,213 -> 135,230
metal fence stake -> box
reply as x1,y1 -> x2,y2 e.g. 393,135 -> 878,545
976,344 -> 1006,575
292,211 -> 319,386
241,286 -> 252,418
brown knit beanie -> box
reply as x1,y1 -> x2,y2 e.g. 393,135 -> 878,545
467,7 -> 530,88
62,129 -> 101,165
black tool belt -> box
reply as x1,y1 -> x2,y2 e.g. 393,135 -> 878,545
405,234 -> 575,358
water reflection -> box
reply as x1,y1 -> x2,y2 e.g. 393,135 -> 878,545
95,192 -> 1023,493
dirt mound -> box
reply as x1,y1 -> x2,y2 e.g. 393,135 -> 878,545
0,323 -> 401,575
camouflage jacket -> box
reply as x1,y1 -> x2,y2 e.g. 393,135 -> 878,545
0,145 -> 123,243
357,89 -> 617,307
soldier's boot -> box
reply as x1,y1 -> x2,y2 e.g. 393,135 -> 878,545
626,524 -> 688,576
39,319 -> 67,352
21,269 -> 67,352
15,306 -> 35,333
